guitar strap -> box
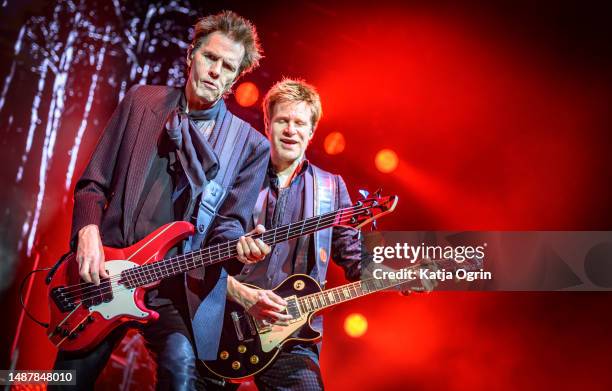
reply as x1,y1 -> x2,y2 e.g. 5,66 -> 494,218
184,110 -> 251,361
307,166 -> 336,286
242,165 -> 336,283
252,187 -> 269,229
237,165 -> 337,359
184,115 -> 248,251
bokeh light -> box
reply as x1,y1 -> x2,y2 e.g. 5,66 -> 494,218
344,313 -> 368,337
323,131 -> 346,155
375,149 -> 399,173
235,81 -> 259,107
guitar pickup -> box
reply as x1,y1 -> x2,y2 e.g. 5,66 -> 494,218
231,311 -> 245,341
285,296 -> 301,322
82,279 -> 113,308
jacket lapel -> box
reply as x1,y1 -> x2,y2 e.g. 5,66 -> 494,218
123,88 -> 181,244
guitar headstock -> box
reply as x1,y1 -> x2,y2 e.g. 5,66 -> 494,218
337,192 -> 398,229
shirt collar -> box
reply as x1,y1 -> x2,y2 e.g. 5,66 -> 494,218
267,158 -> 310,190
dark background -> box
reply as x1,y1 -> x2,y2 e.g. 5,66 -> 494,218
1,1 -> 611,389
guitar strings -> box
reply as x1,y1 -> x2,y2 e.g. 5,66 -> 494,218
59,203 -> 371,301
63,205 -> 373,303
55,202 -> 365,295
296,259 -> 482,311
55,202 -> 368,296
57,203 -> 380,303
297,273 -> 415,311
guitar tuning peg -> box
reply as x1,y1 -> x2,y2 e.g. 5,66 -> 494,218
358,189 -> 370,199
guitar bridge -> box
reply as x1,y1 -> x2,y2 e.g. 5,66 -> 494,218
50,286 -> 78,312
51,279 -> 114,312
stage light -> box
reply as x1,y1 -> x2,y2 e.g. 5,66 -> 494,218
375,149 -> 399,173
344,313 -> 368,337
323,131 -> 346,155
235,82 -> 259,107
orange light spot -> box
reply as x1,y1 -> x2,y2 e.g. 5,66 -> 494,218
235,82 -> 259,107
323,132 -> 346,155
375,149 -> 399,173
344,313 -> 368,338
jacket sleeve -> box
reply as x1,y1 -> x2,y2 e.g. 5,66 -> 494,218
331,174 -> 362,281
70,85 -> 138,249
205,134 -> 270,274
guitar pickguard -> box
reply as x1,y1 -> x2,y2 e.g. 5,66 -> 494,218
88,260 -> 148,320
259,316 -> 309,353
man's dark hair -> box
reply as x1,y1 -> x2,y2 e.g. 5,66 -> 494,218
191,10 -> 263,76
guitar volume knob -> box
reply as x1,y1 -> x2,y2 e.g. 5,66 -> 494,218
231,361 -> 241,370
237,345 -> 247,354
250,355 -> 259,364
219,351 -> 229,360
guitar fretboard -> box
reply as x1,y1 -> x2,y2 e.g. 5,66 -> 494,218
296,275 -> 407,314
119,207 -> 357,289
296,258 -> 482,314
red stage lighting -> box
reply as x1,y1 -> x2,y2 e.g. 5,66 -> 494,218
235,81 -> 259,107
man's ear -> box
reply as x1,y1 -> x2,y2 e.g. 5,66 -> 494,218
186,45 -> 195,67
308,126 -> 316,141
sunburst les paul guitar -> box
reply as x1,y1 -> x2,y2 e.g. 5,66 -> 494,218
46,194 -> 398,352
202,258 -> 482,381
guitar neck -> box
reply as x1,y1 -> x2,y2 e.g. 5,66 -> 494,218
296,275 -> 408,314
121,207 -> 350,288
297,258 -> 482,314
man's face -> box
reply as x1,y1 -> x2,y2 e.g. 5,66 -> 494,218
268,100 -> 314,169
186,31 -> 245,108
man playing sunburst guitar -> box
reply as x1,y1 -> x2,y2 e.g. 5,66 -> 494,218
203,78 -> 362,390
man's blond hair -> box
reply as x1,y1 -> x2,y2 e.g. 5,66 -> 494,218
262,78 -> 323,134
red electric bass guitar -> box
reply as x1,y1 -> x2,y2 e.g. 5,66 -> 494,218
46,194 -> 398,352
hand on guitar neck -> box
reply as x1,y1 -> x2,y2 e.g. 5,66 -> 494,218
47,194 -> 398,353
235,224 -> 271,264
227,276 -> 293,326
76,224 -> 271,286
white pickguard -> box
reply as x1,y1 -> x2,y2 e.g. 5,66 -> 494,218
259,315 -> 309,353
88,260 -> 149,320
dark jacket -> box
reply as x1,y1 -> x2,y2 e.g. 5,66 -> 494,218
70,85 -> 270,358
71,85 -> 269,250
